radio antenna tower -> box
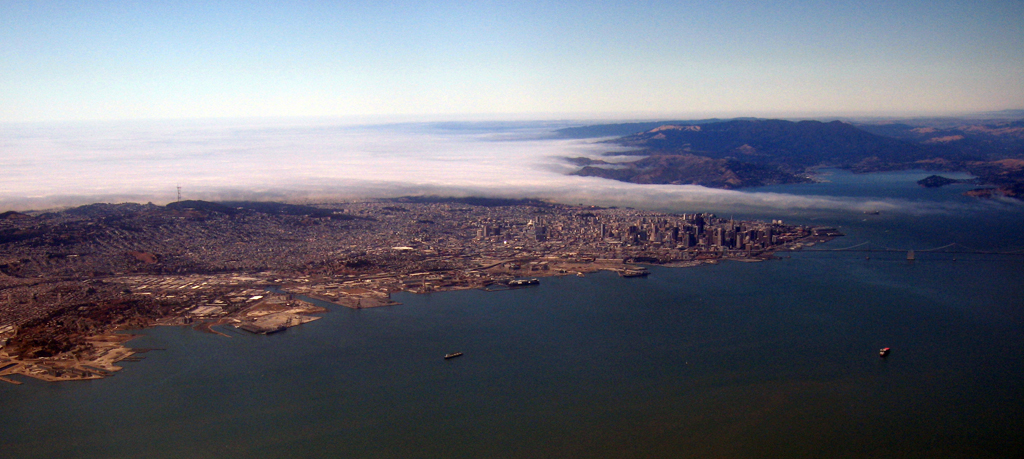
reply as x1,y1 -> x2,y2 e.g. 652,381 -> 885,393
176,185 -> 182,202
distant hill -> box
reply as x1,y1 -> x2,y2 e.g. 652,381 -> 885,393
573,153 -> 810,189
0,211 -> 32,220
854,119 -> 1024,158
57,202 -> 161,219
612,119 -> 961,170
566,118 -> 1024,196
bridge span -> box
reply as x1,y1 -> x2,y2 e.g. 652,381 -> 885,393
801,241 -> 1024,256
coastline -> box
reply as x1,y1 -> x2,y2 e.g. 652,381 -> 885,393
1,333 -> 138,383
0,199 -> 839,384
0,244 -> 829,384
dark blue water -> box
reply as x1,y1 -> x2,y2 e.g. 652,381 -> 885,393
3,171 -> 1023,458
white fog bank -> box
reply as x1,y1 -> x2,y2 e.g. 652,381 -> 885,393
0,119 -> 1009,215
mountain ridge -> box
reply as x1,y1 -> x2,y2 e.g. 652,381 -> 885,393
567,118 -> 1024,197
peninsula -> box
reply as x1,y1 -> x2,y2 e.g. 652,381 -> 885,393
1,198 -> 840,383
565,118 -> 1024,198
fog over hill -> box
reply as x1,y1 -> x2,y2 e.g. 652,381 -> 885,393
2,118 -> 1022,215
567,117 -> 1024,197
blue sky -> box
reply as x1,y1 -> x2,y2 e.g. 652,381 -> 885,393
2,0 -> 1022,122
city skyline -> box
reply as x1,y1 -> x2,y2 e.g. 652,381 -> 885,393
3,0 -> 1023,123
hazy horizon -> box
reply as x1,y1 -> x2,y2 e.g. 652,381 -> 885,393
3,1 -> 1023,214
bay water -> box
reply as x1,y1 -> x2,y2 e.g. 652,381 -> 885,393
2,170 -> 1022,458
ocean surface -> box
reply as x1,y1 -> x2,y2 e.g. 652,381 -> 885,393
2,130 -> 1024,457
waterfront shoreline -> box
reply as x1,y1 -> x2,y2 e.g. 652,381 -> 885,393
0,247 -> 832,384
1,199 -> 838,384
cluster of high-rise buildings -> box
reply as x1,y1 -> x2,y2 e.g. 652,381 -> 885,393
468,205 -> 823,261
0,199 -> 839,336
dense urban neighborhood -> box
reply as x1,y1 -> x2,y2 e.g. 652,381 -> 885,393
0,198 -> 839,383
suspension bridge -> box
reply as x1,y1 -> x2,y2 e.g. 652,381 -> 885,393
802,241 -> 1024,256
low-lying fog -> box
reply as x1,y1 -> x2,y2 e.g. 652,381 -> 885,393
0,119 -> 1013,216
